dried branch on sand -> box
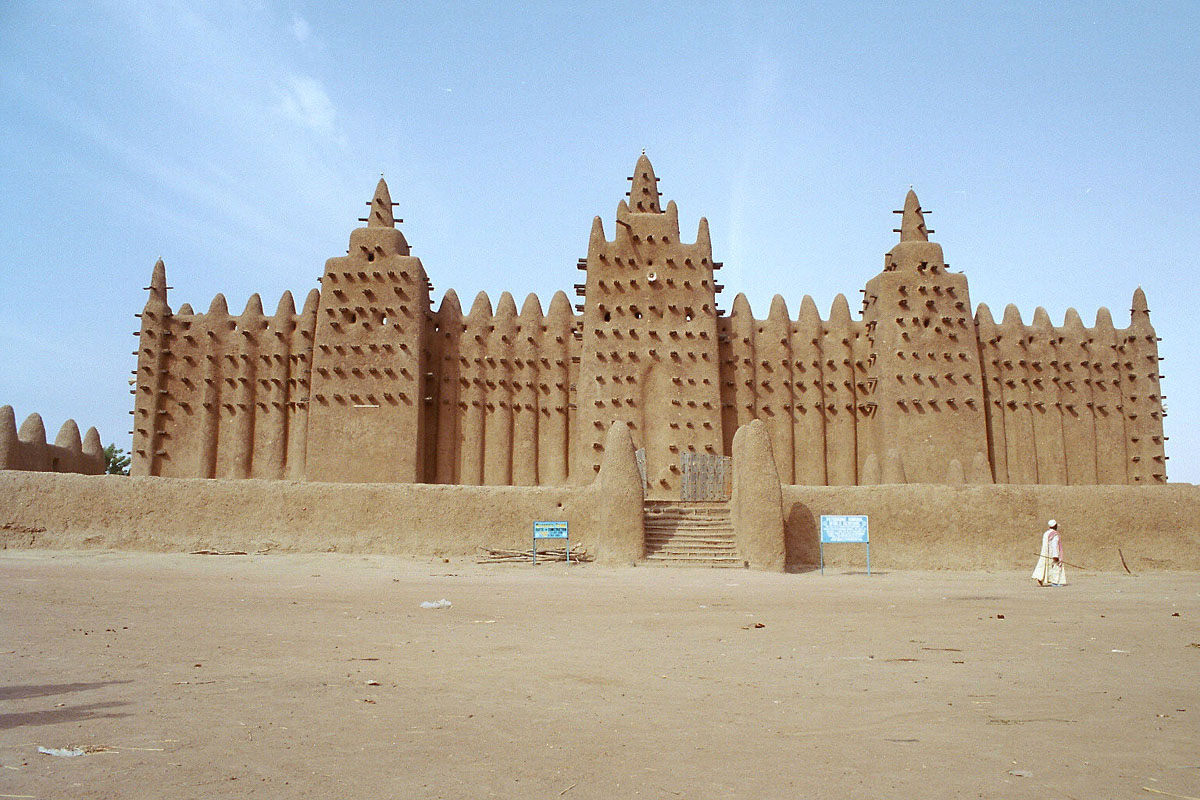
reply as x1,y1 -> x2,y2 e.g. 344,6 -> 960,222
476,545 -> 592,563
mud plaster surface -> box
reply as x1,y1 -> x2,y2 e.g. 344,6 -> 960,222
1,551 -> 1197,799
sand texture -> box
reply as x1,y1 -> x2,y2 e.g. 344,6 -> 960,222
1,551 -> 1198,799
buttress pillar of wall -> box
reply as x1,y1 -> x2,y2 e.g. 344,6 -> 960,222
575,154 -> 723,498
716,293 -> 758,457
306,179 -> 431,483
860,190 -> 988,483
429,290 -> 464,484
131,259 -> 171,476
1123,288 -> 1168,483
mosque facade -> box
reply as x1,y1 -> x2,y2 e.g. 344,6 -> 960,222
131,155 -> 1167,496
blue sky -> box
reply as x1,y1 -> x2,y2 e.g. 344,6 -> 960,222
1,1 -> 1196,482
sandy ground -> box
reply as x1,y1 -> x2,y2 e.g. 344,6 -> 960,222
1,552 -> 1197,800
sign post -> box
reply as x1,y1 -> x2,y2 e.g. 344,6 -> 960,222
532,521 -> 569,565
819,515 -> 870,575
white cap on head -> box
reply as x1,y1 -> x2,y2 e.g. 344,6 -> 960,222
1048,519 -> 1057,528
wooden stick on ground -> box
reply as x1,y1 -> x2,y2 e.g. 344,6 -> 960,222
475,545 -> 592,564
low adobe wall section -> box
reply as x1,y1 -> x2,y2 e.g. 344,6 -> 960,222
0,406 -> 104,475
0,472 -> 1196,571
0,472 -> 615,559
782,484 -> 1200,572
0,421 -> 647,564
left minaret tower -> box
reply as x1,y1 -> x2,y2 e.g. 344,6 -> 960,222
305,178 -> 432,482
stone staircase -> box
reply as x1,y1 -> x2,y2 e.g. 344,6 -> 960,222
643,501 -> 742,567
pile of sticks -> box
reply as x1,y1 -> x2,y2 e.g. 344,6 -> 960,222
476,545 -> 592,563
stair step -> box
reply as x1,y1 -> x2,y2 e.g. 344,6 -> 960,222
646,546 -> 738,555
645,516 -> 731,522
646,505 -> 729,509
648,503 -> 729,510
648,525 -> 729,532
644,555 -> 744,567
645,533 -> 734,542
644,512 -> 729,519
642,502 -> 738,567
649,553 -> 737,559
645,536 -> 735,546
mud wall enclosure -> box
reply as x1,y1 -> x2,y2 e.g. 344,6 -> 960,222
782,484 -> 1200,572
2,472 -> 1196,571
0,472 -> 608,559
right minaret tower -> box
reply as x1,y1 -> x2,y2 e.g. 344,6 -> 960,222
860,190 -> 990,483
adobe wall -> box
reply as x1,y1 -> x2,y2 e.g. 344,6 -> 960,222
975,297 -> 1165,487
130,156 -> 1168,489
0,472 -> 609,558
424,289 -> 579,487
2,472 -> 1195,571
0,405 -> 104,475
782,484 -> 1200,572
131,259 -> 318,480
716,293 -> 870,488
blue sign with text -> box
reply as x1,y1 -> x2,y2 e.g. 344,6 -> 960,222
820,515 -> 869,543
532,521 -> 570,565
533,521 -> 569,539
818,515 -> 871,575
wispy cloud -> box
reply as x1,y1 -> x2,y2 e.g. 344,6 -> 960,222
277,75 -> 337,137
727,49 -> 780,296
290,14 -> 311,44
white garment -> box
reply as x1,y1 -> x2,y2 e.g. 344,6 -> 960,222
1031,529 -> 1066,585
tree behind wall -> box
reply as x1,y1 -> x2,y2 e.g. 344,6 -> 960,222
104,444 -> 130,475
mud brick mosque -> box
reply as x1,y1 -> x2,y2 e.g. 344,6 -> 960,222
130,155 -> 1167,497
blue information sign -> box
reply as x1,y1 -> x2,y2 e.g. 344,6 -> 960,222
533,521 -> 569,539
532,521 -> 570,565
819,515 -> 870,575
820,515 -> 869,543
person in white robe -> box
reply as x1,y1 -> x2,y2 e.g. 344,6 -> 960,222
1031,520 -> 1066,586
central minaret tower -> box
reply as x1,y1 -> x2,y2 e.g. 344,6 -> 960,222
575,154 -> 723,497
